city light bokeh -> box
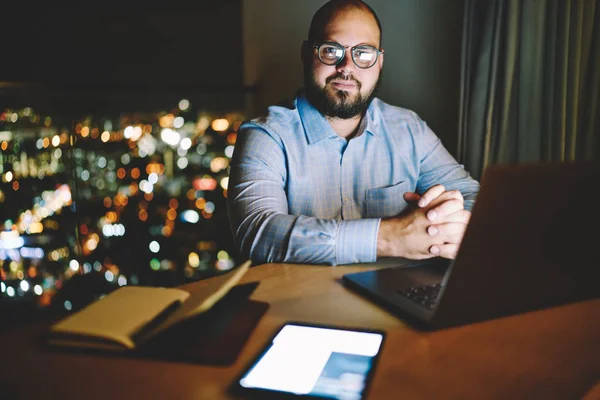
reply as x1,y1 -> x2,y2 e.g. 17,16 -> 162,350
0,100 -> 244,315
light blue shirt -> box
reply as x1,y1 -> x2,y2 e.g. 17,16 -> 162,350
227,92 -> 480,265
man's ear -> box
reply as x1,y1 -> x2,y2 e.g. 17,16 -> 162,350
379,48 -> 384,69
301,40 -> 309,65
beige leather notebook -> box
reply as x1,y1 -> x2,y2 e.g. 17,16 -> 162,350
47,260 -> 251,351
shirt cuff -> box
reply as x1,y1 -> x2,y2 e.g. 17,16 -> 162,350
464,200 -> 475,212
335,218 -> 380,265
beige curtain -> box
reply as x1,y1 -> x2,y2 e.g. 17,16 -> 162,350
459,0 -> 600,180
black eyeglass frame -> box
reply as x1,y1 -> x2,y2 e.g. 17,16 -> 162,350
312,42 -> 384,69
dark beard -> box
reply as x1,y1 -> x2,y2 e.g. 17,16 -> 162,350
304,70 -> 379,119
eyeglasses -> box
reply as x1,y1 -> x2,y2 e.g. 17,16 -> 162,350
313,42 -> 383,69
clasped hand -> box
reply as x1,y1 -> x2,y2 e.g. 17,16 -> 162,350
377,185 -> 471,260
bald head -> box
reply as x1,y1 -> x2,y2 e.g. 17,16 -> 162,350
308,0 -> 383,48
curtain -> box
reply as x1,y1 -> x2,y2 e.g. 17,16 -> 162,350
458,0 -> 600,180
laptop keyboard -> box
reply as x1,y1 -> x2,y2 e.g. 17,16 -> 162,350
398,283 -> 442,310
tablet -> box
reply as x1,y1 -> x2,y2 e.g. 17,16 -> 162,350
232,321 -> 385,399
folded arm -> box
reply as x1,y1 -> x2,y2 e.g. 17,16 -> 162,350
227,126 -> 379,266
405,113 -> 479,210
377,115 -> 481,260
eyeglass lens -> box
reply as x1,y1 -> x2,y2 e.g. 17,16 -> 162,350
318,44 -> 378,69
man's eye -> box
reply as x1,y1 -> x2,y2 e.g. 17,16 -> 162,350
353,47 -> 375,59
355,51 -> 374,61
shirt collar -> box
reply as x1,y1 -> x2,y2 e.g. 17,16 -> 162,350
364,99 -> 380,137
297,90 -> 381,145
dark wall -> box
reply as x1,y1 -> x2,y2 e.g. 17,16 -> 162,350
1,1 -> 245,114
2,2 -> 243,86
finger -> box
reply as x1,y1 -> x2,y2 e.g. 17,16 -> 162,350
442,209 -> 472,224
427,199 -> 464,221
427,189 -> 464,208
431,243 -> 460,259
444,189 -> 464,203
417,184 -> 446,207
403,192 -> 421,203
427,222 -> 467,239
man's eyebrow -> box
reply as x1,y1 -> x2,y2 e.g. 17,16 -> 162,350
320,38 -> 377,46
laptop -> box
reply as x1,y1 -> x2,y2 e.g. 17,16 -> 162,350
343,161 -> 600,330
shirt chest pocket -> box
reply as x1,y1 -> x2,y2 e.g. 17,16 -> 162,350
364,181 -> 410,218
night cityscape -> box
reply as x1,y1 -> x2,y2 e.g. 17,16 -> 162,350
0,0 -> 251,328
0,98 -> 247,323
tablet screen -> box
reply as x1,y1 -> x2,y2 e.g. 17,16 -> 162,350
238,323 -> 384,399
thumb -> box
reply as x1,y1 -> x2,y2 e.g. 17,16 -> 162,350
403,192 -> 421,203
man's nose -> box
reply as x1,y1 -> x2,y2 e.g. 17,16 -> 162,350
336,50 -> 355,74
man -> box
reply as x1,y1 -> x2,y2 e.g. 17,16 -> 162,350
227,0 -> 480,266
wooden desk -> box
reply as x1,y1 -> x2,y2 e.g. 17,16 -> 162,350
1,262 -> 599,400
